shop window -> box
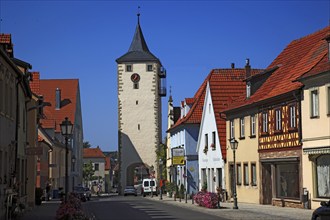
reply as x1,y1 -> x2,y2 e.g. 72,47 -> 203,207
147,64 -> 153,72
316,155 -> 330,198
276,163 -> 299,199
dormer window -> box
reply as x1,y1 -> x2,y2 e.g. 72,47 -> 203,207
246,82 -> 251,98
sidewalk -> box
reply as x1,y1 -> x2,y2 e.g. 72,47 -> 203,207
145,195 -> 314,220
21,200 -> 61,220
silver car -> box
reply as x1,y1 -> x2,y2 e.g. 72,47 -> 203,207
124,186 -> 137,196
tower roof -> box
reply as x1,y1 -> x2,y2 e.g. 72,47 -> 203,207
116,15 -> 159,63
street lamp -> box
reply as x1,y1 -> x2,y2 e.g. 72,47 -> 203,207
159,159 -> 163,200
60,117 -> 73,203
71,155 -> 76,191
229,138 -> 239,209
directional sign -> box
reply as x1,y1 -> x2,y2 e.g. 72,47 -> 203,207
172,148 -> 185,165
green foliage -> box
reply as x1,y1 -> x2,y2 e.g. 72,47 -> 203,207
155,143 -> 167,180
83,161 -> 95,184
165,182 -> 176,194
202,181 -> 207,192
83,141 -> 91,148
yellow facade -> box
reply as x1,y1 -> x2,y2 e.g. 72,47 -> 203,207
225,114 -> 260,204
301,82 -> 330,209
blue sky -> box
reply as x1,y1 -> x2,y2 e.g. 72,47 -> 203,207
1,1 -> 329,151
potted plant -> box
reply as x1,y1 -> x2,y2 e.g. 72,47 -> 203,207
165,182 -> 175,198
203,146 -> 208,154
35,187 -> 43,205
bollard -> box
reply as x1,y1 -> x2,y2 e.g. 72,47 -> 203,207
192,192 -> 194,204
179,194 -> 181,202
185,192 -> 187,203
174,193 -> 176,201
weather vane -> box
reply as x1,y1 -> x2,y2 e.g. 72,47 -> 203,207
137,6 -> 140,24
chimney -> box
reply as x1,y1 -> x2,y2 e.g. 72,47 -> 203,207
55,88 -> 61,110
245,58 -> 251,78
231,63 -> 235,69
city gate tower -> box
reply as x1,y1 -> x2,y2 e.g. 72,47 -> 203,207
116,14 -> 166,194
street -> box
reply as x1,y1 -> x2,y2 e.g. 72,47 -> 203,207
83,196 -> 226,220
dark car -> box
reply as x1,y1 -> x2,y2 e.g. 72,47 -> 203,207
311,200 -> 330,220
73,186 -> 88,202
124,186 -> 137,196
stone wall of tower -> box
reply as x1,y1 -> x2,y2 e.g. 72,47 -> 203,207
118,62 -> 161,190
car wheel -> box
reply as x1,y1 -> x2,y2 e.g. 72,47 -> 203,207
143,194 -> 146,197
124,194 -> 127,196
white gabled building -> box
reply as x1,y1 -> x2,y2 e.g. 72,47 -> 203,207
196,67 -> 261,194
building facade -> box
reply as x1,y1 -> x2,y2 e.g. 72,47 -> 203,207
116,15 -> 166,194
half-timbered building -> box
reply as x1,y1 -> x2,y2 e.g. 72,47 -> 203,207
222,26 -> 329,208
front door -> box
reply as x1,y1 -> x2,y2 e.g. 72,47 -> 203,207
262,163 -> 272,204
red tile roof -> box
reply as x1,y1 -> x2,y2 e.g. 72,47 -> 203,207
168,68 -> 263,160
0,34 -> 11,44
38,79 -> 79,132
223,26 -> 330,112
30,72 -> 40,95
83,147 -> 106,158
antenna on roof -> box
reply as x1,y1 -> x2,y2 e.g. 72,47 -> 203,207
137,6 -> 141,24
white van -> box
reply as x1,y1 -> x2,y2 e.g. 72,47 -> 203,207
142,179 -> 157,197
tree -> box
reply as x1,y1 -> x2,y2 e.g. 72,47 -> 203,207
156,143 -> 167,180
83,141 -> 91,148
83,161 -> 95,186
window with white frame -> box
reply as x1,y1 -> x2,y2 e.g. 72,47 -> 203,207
230,120 -> 234,139
240,117 -> 245,138
262,112 -> 268,133
251,163 -> 257,186
246,82 -> 251,98
311,89 -> 319,117
237,163 -> 242,185
275,108 -> 282,131
243,163 -> 249,185
250,115 -> 256,136
289,105 -> 297,128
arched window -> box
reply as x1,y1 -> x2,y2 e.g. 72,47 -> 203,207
316,154 -> 330,198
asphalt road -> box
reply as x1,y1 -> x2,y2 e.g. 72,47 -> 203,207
83,195 -> 227,220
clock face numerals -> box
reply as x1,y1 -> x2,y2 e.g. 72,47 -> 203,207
131,73 -> 140,83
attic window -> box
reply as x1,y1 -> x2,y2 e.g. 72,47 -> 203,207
246,82 -> 251,98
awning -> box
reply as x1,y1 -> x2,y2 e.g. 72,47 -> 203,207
303,146 -> 330,155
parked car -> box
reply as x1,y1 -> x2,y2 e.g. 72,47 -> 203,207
73,186 -> 87,202
142,179 -> 157,197
311,200 -> 330,220
84,187 -> 92,201
124,186 -> 137,196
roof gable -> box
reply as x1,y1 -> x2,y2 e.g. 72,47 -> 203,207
224,25 -> 330,112
38,79 -> 79,132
